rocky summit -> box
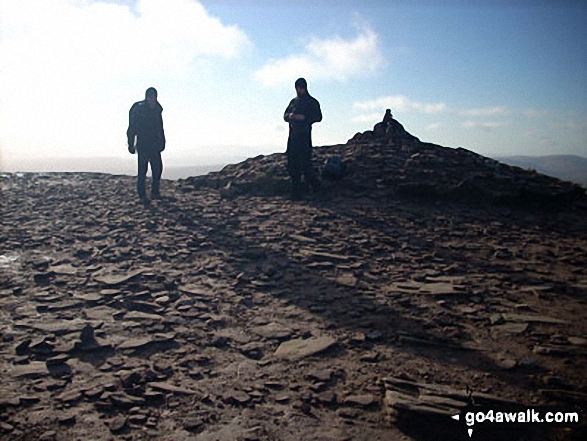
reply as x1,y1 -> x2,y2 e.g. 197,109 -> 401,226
187,113 -> 586,209
1,114 -> 586,441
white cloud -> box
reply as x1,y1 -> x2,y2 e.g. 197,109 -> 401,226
524,108 -> 551,118
462,121 -> 507,131
0,0 -> 251,82
459,106 -> 512,117
351,113 -> 382,124
427,123 -> 443,130
255,23 -> 383,87
550,120 -> 586,130
353,95 -> 447,115
0,0 -> 252,161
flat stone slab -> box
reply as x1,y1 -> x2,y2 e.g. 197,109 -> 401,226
49,264 -> 78,275
11,362 -> 49,378
274,336 -> 336,361
490,323 -> 529,339
147,382 -> 198,395
94,268 -> 144,286
22,318 -> 89,335
418,283 -> 462,295
335,274 -> 358,288
179,284 -> 213,298
344,394 -> 379,408
125,311 -> 164,321
73,292 -> 102,302
305,251 -> 350,262
502,313 -> 567,325
251,323 -> 292,340
117,337 -> 153,350
289,234 -> 317,244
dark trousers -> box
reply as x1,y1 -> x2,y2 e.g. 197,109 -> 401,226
287,144 -> 319,194
137,149 -> 163,198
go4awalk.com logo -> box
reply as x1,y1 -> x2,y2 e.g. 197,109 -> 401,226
451,405 -> 582,438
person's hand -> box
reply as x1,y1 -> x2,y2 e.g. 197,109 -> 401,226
128,145 -> 135,154
288,112 -> 295,121
290,113 -> 305,121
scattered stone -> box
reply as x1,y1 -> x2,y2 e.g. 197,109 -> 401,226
57,388 -> 83,404
222,390 -> 251,406
117,337 -> 153,350
490,323 -> 529,339
274,336 -> 337,361
148,382 -> 198,395
418,283 -> 460,296
108,415 -> 128,433
95,269 -> 144,286
49,264 -> 78,275
57,412 -> 77,426
307,369 -> 333,382
1,114 -> 586,441
344,394 -> 379,408
568,336 -> 587,346
275,394 -> 290,404
251,323 -> 292,340
360,352 -> 380,363
502,313 -> 567,325
125,311 -> 164,321
0,422 -> 14,433
489,313 -> 505,325
11,362 -> 49,379
335,273 -> 358,288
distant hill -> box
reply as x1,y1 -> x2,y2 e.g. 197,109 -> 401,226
494,155 -> 587,187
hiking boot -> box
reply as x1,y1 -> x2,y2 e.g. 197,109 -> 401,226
310,179 -> 322,193
139,195 -> 151,206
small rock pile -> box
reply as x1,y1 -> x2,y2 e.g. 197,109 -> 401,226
185,113 -> 586,209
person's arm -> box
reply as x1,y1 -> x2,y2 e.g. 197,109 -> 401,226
126,103 -> 138,153
284,99 -> 295,122
307,98 -> 322,125
158,111 -> 166,152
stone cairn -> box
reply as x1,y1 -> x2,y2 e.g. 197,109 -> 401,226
185,111 -> 586,209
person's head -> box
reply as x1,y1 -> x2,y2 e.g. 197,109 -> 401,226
295,78 -> 307,97
145,87 -> 158,108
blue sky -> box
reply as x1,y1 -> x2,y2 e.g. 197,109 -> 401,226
1,0 -> 586,171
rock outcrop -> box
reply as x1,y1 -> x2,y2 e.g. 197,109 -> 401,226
186,112 -> 586,209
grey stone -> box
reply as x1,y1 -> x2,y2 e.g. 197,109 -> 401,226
274,336 -> 336,361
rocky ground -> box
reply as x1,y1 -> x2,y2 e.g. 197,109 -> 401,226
1,117 -> 586,440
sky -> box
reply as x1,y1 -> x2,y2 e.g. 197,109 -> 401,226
1,0 -> 586,172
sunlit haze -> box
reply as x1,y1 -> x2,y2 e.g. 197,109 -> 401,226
1,0 -> 586,175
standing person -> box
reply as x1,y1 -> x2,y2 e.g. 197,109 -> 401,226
283,78 -> 322,200
127,87 -> 166,205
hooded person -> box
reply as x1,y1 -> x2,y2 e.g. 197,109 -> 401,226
127,87 -> 166,204
283,78 -> 322,199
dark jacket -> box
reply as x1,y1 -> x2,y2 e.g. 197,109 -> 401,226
127,100 -> 165,152
284,93 -> 322,150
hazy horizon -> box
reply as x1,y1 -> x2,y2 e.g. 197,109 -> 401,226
2,148 -> 586,184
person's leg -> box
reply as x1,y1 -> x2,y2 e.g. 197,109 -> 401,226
150,151 -> 163,198
137,150 -> 149,201
302,147 -> 321,192
287,146 -> 303,199
291,172 -> 303,199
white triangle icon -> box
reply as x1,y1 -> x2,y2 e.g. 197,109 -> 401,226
468,428 -> 473,438
451,414 -> 460,421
